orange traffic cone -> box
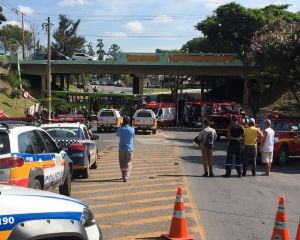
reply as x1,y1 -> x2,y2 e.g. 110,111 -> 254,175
162,187 -> 194,240
295,217 -> 300,240
271,196 -> 290,240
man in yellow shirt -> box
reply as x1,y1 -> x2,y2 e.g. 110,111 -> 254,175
242,118 -> 263,176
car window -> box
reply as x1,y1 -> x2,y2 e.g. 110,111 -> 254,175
291,123 -> 300,132
43,127 -> 80,140
32,131 -> 47,154
0,132 -> 10,154
18,131 -> 38,154
38,130 -> 59,153
83,127 -> 90,139
100,111 -> 115,117
136,112 -> 152,118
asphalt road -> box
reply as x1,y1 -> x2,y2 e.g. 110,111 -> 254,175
166,129 -> 300,240
71,128 -> 300,240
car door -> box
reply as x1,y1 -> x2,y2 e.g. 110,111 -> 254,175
34,130 -> 64,188
82,126 -> 97,164
291,122 -> 300,155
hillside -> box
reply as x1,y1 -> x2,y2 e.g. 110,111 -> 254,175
0,59 -> 36,117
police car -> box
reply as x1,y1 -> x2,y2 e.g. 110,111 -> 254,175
0,184 -> 103,240
41,122 -> 99,178
0,121 -> 73,196
97,109 -> 122,132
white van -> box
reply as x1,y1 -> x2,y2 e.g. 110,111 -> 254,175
97,109 -> 122,132
132,109 -> 157,134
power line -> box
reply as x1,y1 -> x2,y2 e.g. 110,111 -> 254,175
78,34 -> 199,38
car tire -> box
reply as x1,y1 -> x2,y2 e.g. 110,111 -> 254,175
59,169 -> 71,196
152,129 -> 157,134
82,165 -> 90,179
277,146 -> 289,165
91,153 -> 98,169
29,179 -> 42,190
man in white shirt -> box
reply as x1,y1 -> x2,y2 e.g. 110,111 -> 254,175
261,119 -> 275,176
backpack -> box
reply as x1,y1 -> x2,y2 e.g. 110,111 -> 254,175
204,131 -> 213,149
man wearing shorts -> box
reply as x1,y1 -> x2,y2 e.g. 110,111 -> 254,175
261,119 -> 275,176
117,116 -> 135,182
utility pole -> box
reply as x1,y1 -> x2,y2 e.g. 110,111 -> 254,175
21,12 -> 25,60
13,9 -> 25,59
42,17 -> 52,120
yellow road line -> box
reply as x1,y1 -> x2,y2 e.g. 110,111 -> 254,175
110,231 -> 163,240
72,181 -> 180,195
89,195 -> 176,209
114,213 -> 193,226
77,188 -> 185,201
71,177 -> 179,189
88,168 -> 180,177
94,203 -> 193,218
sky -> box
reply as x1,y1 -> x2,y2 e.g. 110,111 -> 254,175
1,0 -> 300,54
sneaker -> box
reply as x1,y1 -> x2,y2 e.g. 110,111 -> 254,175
202,172 -> 209,177
209,172 -> 214,177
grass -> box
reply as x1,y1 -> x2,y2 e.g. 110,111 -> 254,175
0,80 -> 36,117
143,88 -> 170,94
0,55 -> 8,62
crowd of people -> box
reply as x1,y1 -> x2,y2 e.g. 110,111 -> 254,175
196,116 -> 275,178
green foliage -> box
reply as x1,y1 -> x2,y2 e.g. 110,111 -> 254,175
0,24 -> 34,53
109,44 -> 121,54
96,39 -> 105,60
0,6 -> 6,25
250,19 -> 300,106
39,97 -> 72,113
10,89 -> 21,99
52,15 -> 86,57
87,42 -> 95,56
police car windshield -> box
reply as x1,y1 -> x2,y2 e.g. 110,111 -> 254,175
100,111 -> 115,117
43,127 -> 80,140
137,112 -> 152,118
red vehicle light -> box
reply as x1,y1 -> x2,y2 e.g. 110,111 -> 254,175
0,157 -> 24,168
69,143 -> 85,151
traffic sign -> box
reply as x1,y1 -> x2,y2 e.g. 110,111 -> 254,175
23,91 -> 29,99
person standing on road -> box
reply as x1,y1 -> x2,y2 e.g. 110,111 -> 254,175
116,116 -> 135,182
242,118 -> 263,177
223,115 -> 244,178
198,119 -> 218,177
261,119 -> 275,176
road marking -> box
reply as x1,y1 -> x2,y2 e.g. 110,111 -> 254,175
76,188 -> 185,201
110,231 -> 163,240
72,181 -> 181,195
89,196 -> 177,209
94,203 -> 191,218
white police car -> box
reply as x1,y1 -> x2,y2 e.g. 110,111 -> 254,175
0,184 -> 103,240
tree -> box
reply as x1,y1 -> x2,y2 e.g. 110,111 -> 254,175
0,6 -> 6,25
87,42 -> 95,56
96,39 -> 105,60
0,24 -> 34,55
52,15 -> 86,57
250,19 -> 300,108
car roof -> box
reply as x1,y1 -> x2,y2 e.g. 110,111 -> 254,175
41,122 -> 84,128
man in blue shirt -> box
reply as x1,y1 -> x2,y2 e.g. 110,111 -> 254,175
116,116 -> 135,182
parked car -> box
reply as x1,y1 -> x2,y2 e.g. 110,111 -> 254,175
0,184 -> 103,240
41,122 -> 99,178
132,109 -> 157,134
97,109 -> 122,132
0,121 -> 73,196
31,52 -> 69,60
71,53 -> 97,61
258,116 -> 300,165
